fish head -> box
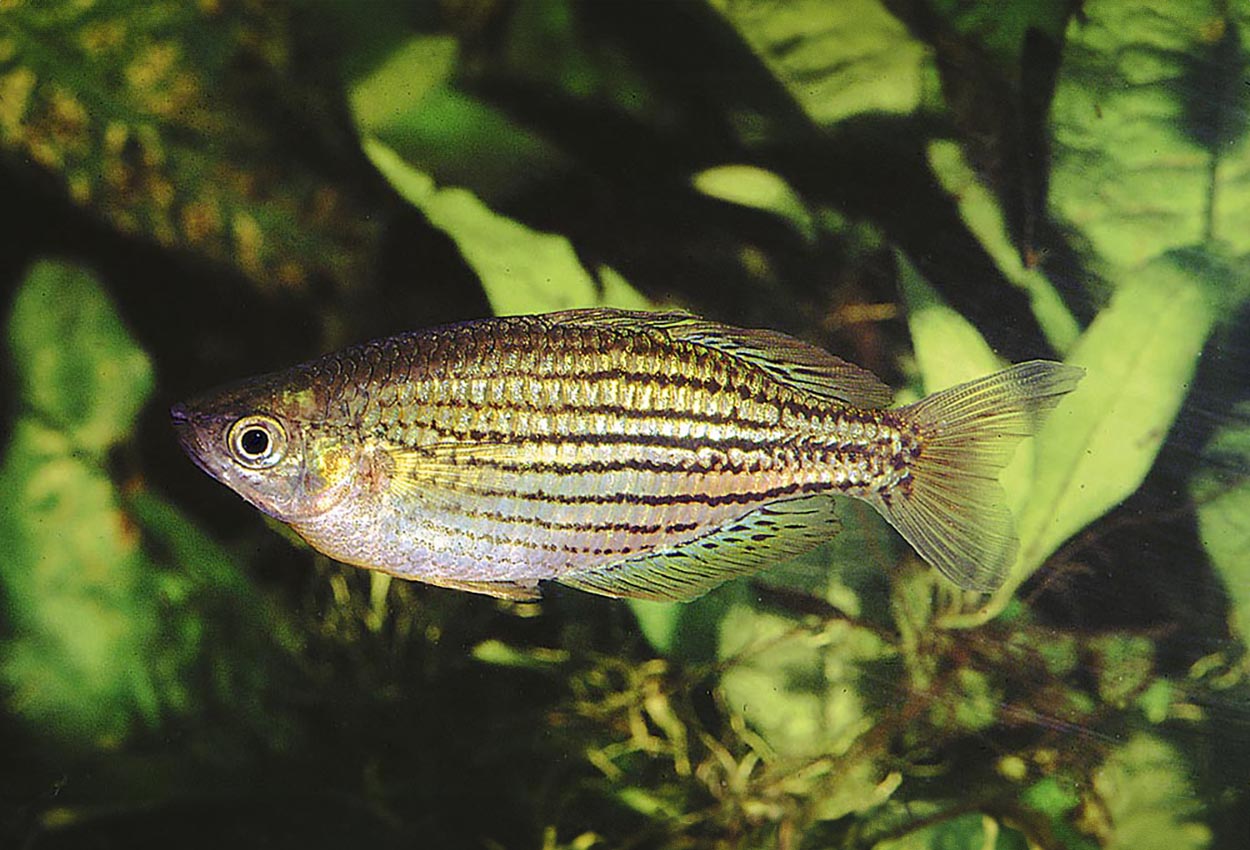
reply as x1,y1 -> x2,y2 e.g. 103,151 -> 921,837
171,376 -> 353,523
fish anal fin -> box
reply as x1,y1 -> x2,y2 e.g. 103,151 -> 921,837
548,308 -> 893,408
418,573 -> 542,601
880,360 -> 1085,592
558,495 -> 840,602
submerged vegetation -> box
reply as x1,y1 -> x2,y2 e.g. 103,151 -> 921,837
1,1 -> 1248,847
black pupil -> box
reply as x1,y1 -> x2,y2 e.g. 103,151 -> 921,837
240,427 -> 270,457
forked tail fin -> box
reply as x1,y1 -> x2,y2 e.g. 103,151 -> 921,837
880,361 -> 1084,593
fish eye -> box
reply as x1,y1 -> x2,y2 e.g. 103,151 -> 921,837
227,415 -> 287,469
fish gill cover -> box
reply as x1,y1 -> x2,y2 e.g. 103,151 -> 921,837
0,1 -> 1247,848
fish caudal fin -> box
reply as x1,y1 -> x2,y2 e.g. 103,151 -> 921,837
882,360 -> 1084,593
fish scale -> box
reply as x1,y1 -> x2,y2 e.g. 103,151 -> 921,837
172,308 -> 1083,600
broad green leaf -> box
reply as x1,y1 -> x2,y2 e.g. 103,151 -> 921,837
1,260 -> 165,745
899,253 -> 1005,392
1048,0 -> 1248,279
1192,402 -> 1250,644
364,136 -> 650,316
7,260 -> 152,454
1092,734 -> 1211,850
709,0 -> 938,126
926,140 -> 1081,352
0,260 -> 282,748
1006,253 -> 1216,600
0,1 -> 382,291
347,32 -> 563,202
715,596 -> 901,820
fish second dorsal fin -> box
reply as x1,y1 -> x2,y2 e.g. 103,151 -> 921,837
547,308 -> 893,409
557,494 -> 840,601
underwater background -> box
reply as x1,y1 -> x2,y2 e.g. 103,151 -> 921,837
1,1 -> 1248,848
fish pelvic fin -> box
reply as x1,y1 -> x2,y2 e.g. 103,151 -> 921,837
881,360 -> 1085,593
558,495 -> 840,602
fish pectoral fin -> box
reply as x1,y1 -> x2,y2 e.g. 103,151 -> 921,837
548,308 -> 893,408
383,439 -> 526,500
558,495 -> 840,602
418,573 -> 542,601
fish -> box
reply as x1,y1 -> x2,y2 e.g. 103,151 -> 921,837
171,308 -> 1083,602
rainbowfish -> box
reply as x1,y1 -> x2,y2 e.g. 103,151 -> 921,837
171,309 -> 1082,601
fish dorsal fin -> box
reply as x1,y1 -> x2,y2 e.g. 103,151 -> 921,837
548,308 -> 893,408
558,494 -> 840,602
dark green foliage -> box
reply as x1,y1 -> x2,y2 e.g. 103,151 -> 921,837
2,1 -> 1248,848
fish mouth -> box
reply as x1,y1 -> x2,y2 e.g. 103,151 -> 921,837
170,402 -> 219,479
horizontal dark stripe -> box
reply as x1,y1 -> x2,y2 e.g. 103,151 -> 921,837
416,513 -> 646,559
441,478 -> 831,508
380,426 -> 798,459
450,506 -> 700,537
458,455 -> 751,477
429,436 -> 877,474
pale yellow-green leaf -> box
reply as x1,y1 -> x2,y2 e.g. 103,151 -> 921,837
898,252 -> 1004,392
1,261 -> 162,745
708,0 -> 937,127
348,35 -> 458,133
692,164 -> 816,241
8,260 -> 153,454
1007,254 -> 1215,600
718,606 -> 889,759
1094,734 -> 1211,850
363,136 -> 651,315
1192,402 -> 1250,645
1048,0 -> 1232,279
926,139 -> 1081,352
